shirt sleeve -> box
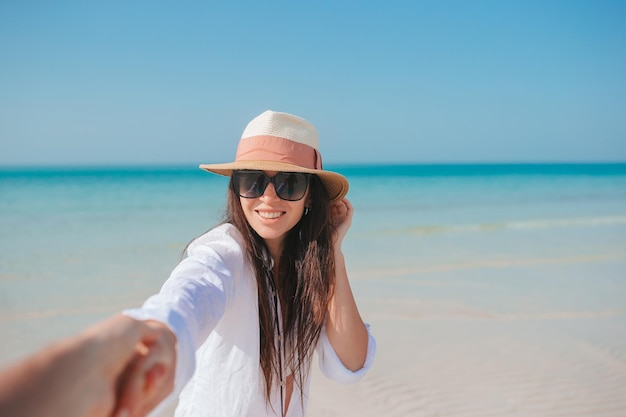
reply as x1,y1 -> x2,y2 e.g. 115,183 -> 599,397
123,224 -> 245,400
316,322 -> 376,384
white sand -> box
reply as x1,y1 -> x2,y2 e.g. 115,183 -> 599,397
308,317 -> 626,416
3,253 -> 625,417
306,259 -> 626,417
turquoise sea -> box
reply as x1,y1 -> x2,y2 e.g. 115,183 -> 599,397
1,163 -> 626,365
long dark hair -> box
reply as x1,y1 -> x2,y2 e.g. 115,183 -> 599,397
224,174 -> 336,402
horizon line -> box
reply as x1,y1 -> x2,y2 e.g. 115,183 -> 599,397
1,160 -> 626,170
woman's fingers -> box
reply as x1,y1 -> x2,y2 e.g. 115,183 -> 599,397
331,198 -> 353,245
331,198 -> 351,221
113,323 -> 176,417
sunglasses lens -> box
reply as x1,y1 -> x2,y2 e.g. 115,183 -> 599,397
236,171 -> 268,198
274,172 -> 308,201
235,171 -> 309,201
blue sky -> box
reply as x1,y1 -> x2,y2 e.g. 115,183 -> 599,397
1,1 -> 625,165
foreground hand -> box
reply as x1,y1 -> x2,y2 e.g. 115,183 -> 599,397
330,198 -> 353,248
0,314 -> 173,417
113,321 -> 176,417
82,315 -> 176,417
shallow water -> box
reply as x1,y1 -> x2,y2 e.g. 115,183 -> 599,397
1,163 -> 625,364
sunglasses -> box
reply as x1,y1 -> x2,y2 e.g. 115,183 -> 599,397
233,170 -> 311,201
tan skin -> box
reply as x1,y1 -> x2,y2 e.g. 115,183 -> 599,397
324,197 -> 368,372
0,315 -> 175,417
114,320 -> 176,417
117,172 -> 368,416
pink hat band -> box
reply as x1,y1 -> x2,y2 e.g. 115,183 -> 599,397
199,110 -> 349,202
236,135 -> 323,170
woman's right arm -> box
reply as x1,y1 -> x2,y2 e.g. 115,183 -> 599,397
126,253 -> 236,388
119,228 -> 245,414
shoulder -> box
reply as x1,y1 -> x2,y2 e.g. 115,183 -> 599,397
186,223 -> 246,262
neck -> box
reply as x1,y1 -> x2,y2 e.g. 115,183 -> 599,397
265,239 -> 283,272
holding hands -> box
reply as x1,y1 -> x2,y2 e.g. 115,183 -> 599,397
0,315 -> 176,417
114,320 -> 177,417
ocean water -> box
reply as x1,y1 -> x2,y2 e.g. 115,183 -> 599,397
1,163 -> 626,364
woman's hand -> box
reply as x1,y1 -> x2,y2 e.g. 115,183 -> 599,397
113,321 -> 176,417
326,198 -> 369,371
330,198 -> 353,249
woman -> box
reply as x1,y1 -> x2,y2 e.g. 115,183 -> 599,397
122,110 -> 376,417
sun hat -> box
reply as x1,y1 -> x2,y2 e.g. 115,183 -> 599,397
200,110 -> 349,202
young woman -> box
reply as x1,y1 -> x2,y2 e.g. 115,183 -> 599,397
122,110 -> 376,417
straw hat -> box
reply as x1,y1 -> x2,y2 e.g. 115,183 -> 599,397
200,110 -> 349,202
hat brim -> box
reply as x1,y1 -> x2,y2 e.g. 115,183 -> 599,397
199,161 -> 349,203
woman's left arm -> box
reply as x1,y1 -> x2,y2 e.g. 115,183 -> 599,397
325,198 -> 369,371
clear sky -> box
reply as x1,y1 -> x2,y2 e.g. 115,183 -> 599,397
1,1 -> 625,166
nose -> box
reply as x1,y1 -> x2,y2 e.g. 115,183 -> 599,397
260,181 -> 280,201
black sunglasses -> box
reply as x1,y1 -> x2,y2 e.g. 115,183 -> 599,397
232,170 -> 311,201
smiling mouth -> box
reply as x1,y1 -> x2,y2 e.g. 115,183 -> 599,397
256,211 -> 284,219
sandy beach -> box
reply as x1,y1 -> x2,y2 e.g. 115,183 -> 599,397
153,252 -> 626,417
305,255 -> 626,417
4,253 -> 625,417
4,252 -> 626,417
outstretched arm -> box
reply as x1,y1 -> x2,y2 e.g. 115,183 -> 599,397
0,315 -> 174,417
325,198 -> 369,371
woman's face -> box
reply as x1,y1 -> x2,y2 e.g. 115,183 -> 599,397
239,171 -> 308,252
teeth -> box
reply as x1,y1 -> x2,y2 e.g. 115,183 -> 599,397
258,211 -> 282,219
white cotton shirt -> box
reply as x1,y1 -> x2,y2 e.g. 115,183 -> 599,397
124,223 -> 376,417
